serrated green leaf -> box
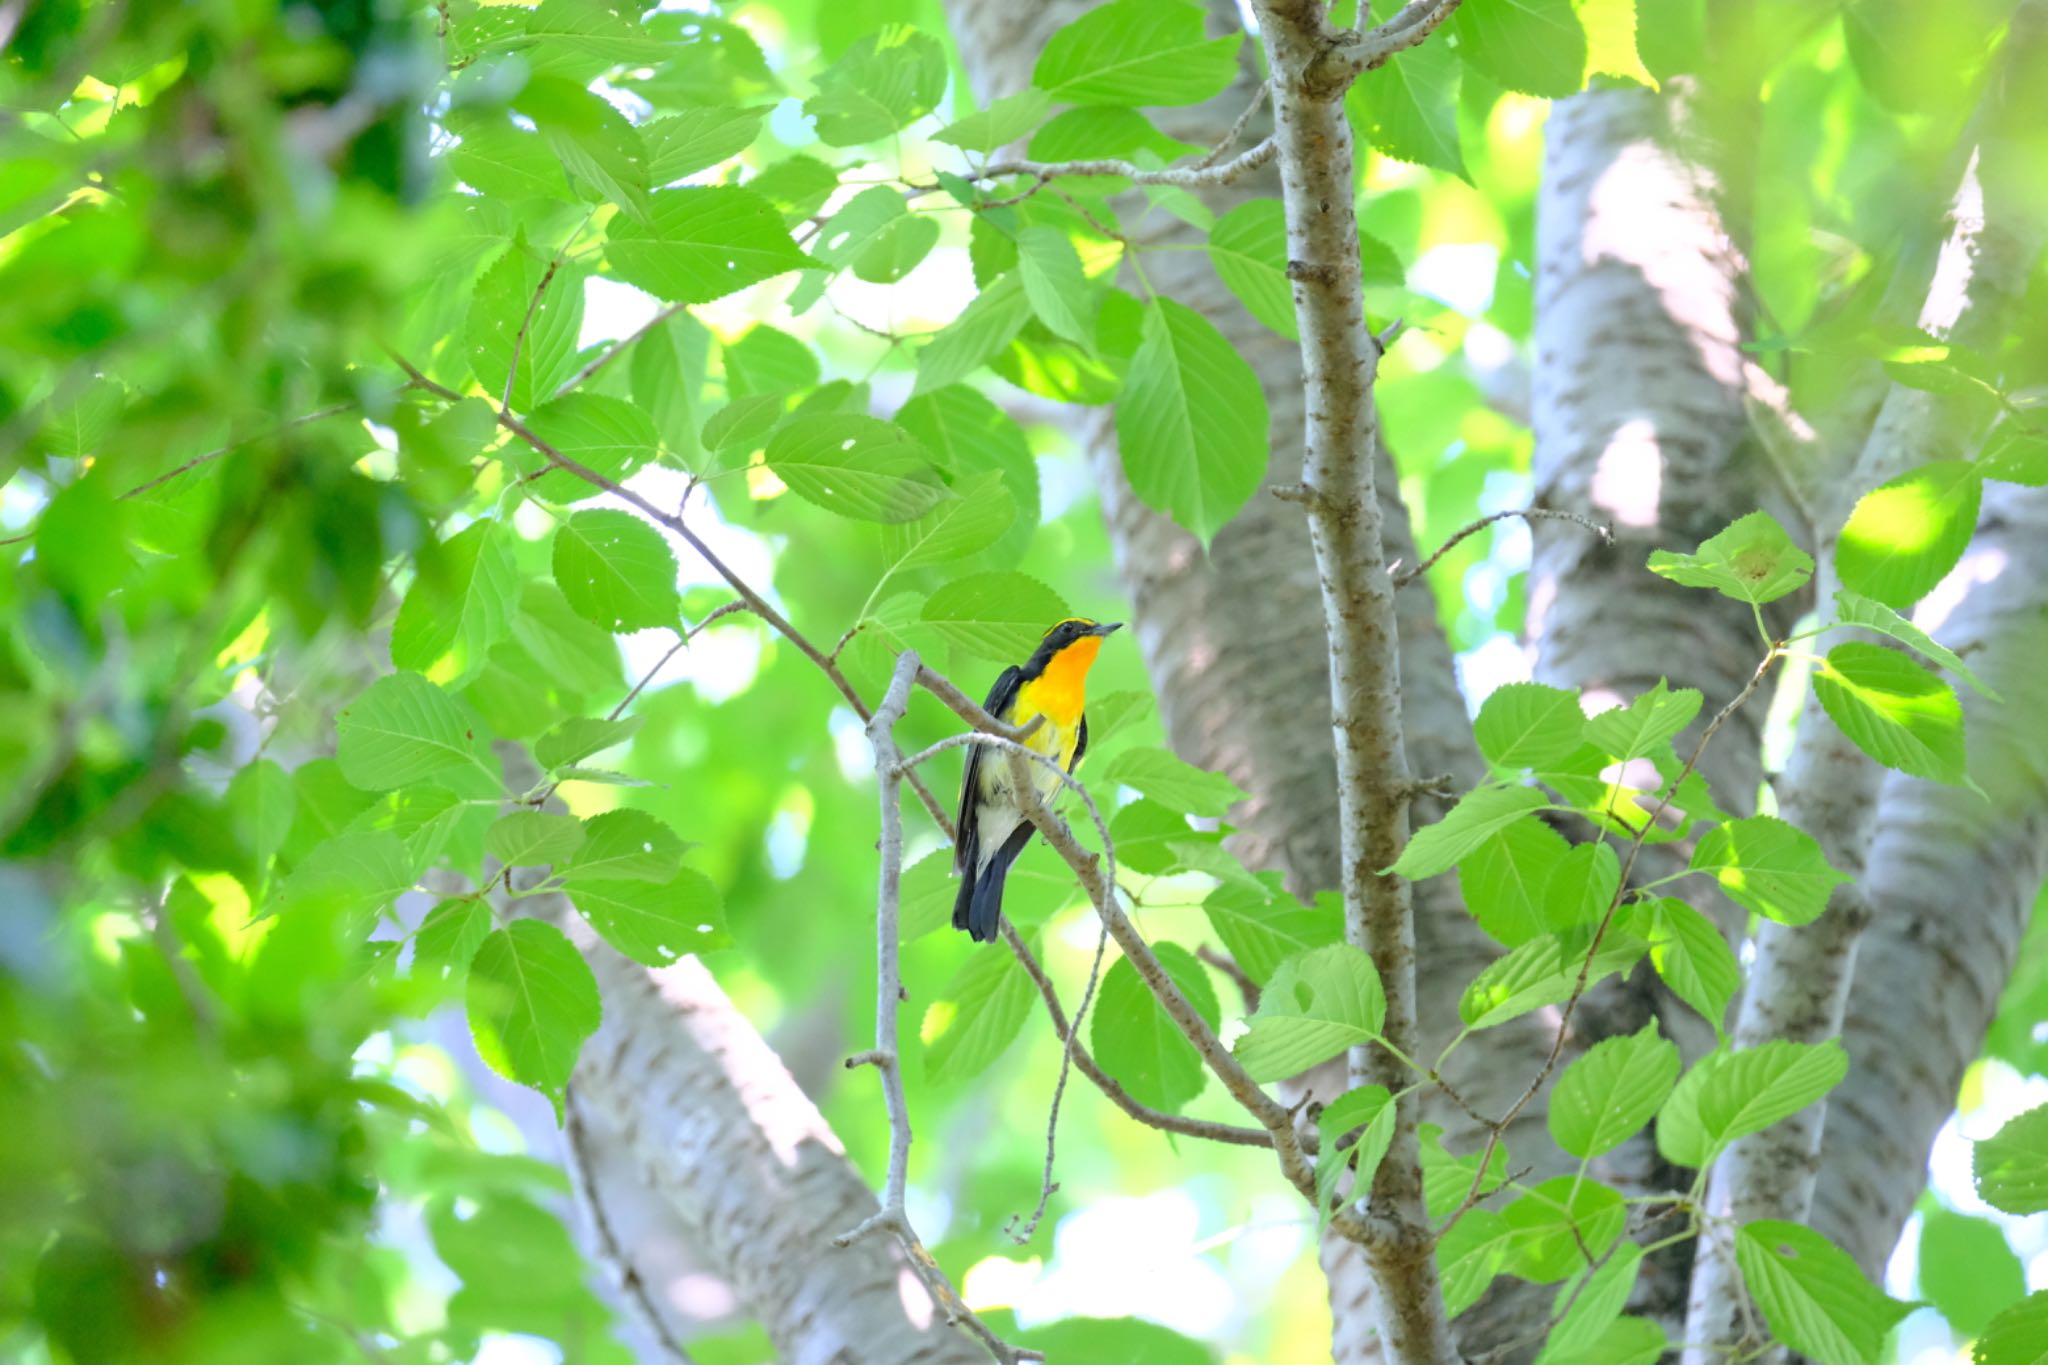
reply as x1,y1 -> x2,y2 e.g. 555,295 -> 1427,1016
1460,924 -> 1647,1030
764,414 -> 947,523
604,187 -> 809,303
1114,298 -> 1269,545
1422,1121 -> 1512,1219
552,509 -> 680,632
560,809 -> 685,883
1642,897 -> 1739,1037
914,272 -> 1034,394
445,112 -> 571,201
510,583 -> 625,695
466,921 -> 602,1098
1836,460 -> 1983,608
271,831 -> 416,937
524,393 -> 661,502
1233,944 -> 1386,1083
1550,1022 -> 1681,1158
1736,1220 -> 1909,1365
1584,679 -> 1702,763
934,89 -> 1054,153
1813,641 -> 1969,784
877,471 -> 1017,572
1438,1208 -> 1516,1317
391,519 -> 520,686
1451,0 -> 1589,98
1502,1176 -> 1626,1282
1316,1085 -> 1396,1235
643,105 -> 766,183
484,811 -> 586,867
1346,13 -> 1466,177
533,715 -> 642,771
1202,878 -> 1342,984
1681,1040 -> 1848,1164
1095,745 -> 1244,816
1090,942 -> 1217,1113
1015,226 -> 1096,349
1975,1290 -> 2048,1364
466,249 -> 585,410
896,384 -> 1040,563
568,868 -> 728,964
1646,510 -> 1814,605
1689,815 -> 1848,926
1979,424 -> 2048,486
924,941 -> 1036,1084
1976,1104 -> 2048,1215
1536,1245 -> 1645,1363
805,25 -> 946,145
1032,0 -> 1241,106
1542,841 -> 1620,933
1388,784 -> 1550,879
335,673 -> 487,791
1832,590 -> 1997,697
1476,682 -> 1587,769
701,392 -> 786,457
1459,816 -> 1572,946
918,571 -> 1069,662
1919,1209 -> 2026,1337
415,898 -> 493,983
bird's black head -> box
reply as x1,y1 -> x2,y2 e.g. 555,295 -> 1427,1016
1022,617 -> 1122,675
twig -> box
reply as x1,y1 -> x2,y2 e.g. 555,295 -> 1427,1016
1007,914 -> 1110,1245
563,1087 -> 700,1365
1197,945 -> 1260,1012
1324,0 -> 1466,85
502,257 -> 560,413
928,137 -> 1278,211
552,301 -> 691,402
1193,87 -> 1270,170
1391,508 -> 1613,587
834,652 -> 1038,1365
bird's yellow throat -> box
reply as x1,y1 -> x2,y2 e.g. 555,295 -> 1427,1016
1016,635 -> 1103,728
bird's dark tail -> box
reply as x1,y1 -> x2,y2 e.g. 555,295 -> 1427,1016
960,825 -> 1033,943
951,828 -> 980,936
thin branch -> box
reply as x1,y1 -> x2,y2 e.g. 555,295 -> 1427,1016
1193,87 -> 1270,170
1197,945 -> 1260,1013
562,1087 -> 700,1365
552,301 -> 690,402
1007,915 -> 1110,1245
835,652 -> 1039,1365
925,137 -> 1278,211
1325,0 -> 1466,84
1391,508 -> 1613,587
502,257 -> 560,413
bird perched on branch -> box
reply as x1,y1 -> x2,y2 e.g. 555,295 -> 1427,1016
953,618 -> 1122,943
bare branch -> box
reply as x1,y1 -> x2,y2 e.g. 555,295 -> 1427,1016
502,256 -> 560,413
1391,508 -> 1612,588
552,301 -> 691,402
1325,0 -> 1465,85
1007,916 -> 1111,1245
928,137 -> 1278,211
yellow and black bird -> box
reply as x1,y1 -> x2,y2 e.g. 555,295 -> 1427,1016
953,617 -> 1122,943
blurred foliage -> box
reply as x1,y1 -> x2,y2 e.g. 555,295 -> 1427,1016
2,0 -> 2046,1362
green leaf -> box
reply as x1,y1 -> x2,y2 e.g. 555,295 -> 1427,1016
1388,784 -> 1550,879
1475,682 -> 1587,769
523,393 -> 661,502
1566,1317 -> 1666,1365
1668,1040 -> 1849,1165
1689,816 -> 1847,926
335,673 -> 486,791
764,414 -> 947,523
701,392 -> 786,458
1346,18 -> 1466,177
511,583 -> 625,695
1642,897 -> 1739,1037
1501,1176 -> 1626,1281
446,112 -> 571,201
560,809 -> 685,883
466,921 -> 602,1099
1976,1291 -> 2048,1365
271,832 -> 415,936
1918,1210 -> 2026,1337
1013,1317 -> 1214,1365
1422,1122 -> 1512,1220
934,89 -> 1054,153
1233,944 -> 1387,1083
484,812 -> 586,867
1536,1245 -> 1645,1363
1460,926 -> 1647,1030
1096,746 -> 1244,816
1090,942 -> 1217,1113
1735,1221 -> 1909,1365
1438,1209 -> 1517,1316
391,519 -> 520,686
523,0 -> 667,63
805,26 -> 947,144
919,571 -> 1069,663
1549,1022 -> 1681,1158
924,941 -> 1036,1085
1836,460 -> 1983,608
604,187 -> 810,303
1015,226 -> 1096,349
914,272 -> 1034,394
747,156 -> 841,226
1206,198 -> 1300,340
551,509 -> 679,633
895,384 -> 1041,562
1646,510 -> 1814,606
1316,1085 -> 1396,1234
1115,298 -> 1270,545
1032,0 -> 1241,106
643,105 -> 766,183
519,76 -> 651,220
465,249 -> 584,410
415,898 -> 493,983
1583,679 -> 1702,763
631,310 -> 711,468
569,868 -> 728,964
1450,0 -> 1589,98
1814,641 -> 1971,784
877,471 -> 1018,573
1832,590 -> 1997,698
1541,841 -> 1620,933
1459,816 -> 1572,946
1980,424 -> 2048,486
533,715 -> 642,771
1975,1104 -> 2048,1214
228,758 -> 297,875
1202,878 -> 1342,985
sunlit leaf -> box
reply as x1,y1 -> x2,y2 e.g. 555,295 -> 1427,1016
1688,816 -> 1848,926
1735,1220 -> 1909,1365
1233,944 -> 1386,1082
1032,0 -> 1241,106
1549,1022 -> 1680,1159
1646,510 -> 1813,605
1115,297 -> 1270,545
1812,641 -> 1969,784
1387,785 -> 1550,879
1835,460 -> 1983,608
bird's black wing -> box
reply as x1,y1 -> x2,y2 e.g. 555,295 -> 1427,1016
1071,713 -> 1088,772
954,665 -> 1023,875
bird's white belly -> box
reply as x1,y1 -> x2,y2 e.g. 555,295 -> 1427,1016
973,716 -> 1073,859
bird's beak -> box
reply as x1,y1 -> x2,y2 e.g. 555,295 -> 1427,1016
1091,622 -> 1124,636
